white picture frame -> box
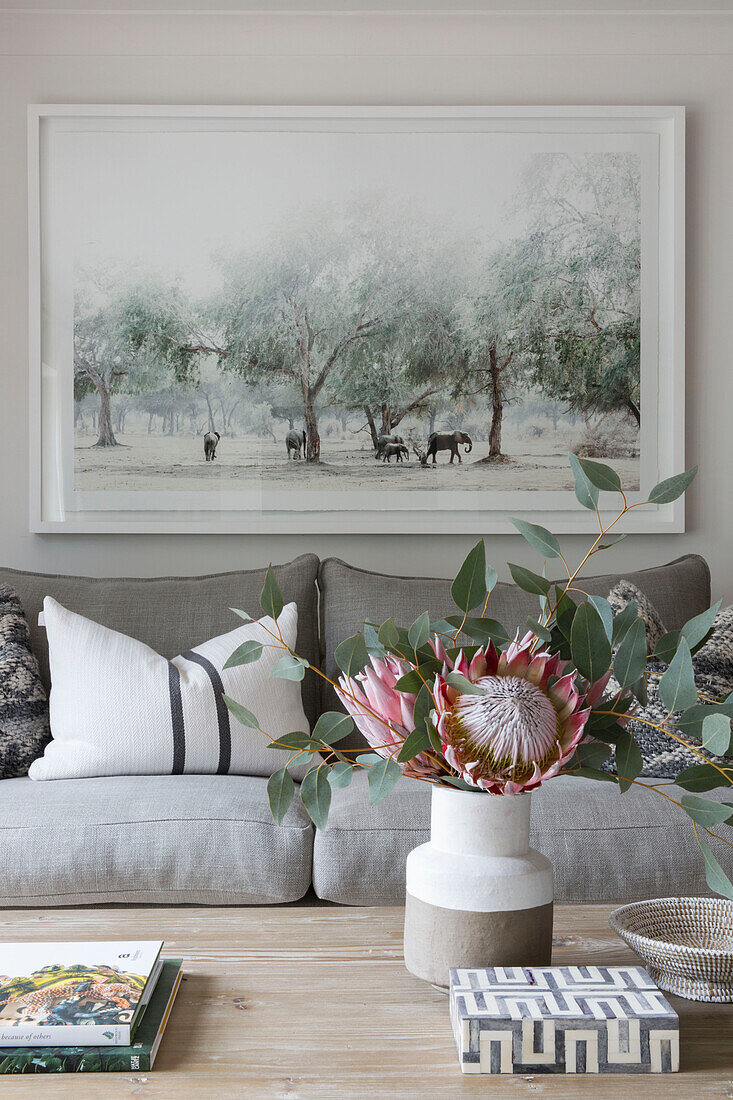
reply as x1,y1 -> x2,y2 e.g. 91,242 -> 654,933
28,104 -> 685,534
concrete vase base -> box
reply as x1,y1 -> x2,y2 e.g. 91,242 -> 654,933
404,893 -> 554,990
403,786 -> 554,989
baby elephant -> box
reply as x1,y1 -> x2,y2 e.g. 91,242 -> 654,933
382,442 -> 409,463
203,431 -> 220,461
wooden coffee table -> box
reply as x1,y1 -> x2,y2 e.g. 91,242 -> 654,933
0,904 -> 730,1097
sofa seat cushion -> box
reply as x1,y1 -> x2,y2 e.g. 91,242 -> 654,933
312,772 -> 732,906
0,775 -> 313,906
318,554 -> 710,723
0,554 -> 320,731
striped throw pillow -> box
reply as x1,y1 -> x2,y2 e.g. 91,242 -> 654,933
28,597 -> 310,781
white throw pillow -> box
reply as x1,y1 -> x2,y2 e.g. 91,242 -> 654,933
28,597 -> 310,781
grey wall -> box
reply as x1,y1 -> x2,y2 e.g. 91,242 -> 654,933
1,6 -> 731,599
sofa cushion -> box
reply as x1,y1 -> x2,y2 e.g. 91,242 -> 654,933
0,775 -> 313,906
0,585 -> 50,778
0,554 -> 320,731
317,554 -> 710,723
312,772 -> 732,906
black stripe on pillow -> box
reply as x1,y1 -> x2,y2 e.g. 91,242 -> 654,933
181,650 -> 232,775
167,661 -> 185,774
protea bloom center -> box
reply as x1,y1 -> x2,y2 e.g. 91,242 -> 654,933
434,633 -> 601,794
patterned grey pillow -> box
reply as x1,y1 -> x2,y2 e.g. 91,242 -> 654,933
604,583 -> 732,779
0,584 -> 50,778
607,580 -> 667,651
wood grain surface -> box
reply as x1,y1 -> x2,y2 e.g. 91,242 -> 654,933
0,904 -> 730,1099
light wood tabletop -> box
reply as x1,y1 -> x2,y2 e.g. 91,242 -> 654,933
0,904 -> 730,1098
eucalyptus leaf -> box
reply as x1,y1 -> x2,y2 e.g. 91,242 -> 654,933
654,630 -> 681,664
271,654 -> 308,682
223,639 -> 264,669
659,638 -> 697,713
312,711 -> 355,746
272,730 -> 313,750
445,671 -> 486,695
510,518 -> 562,559
695,833 -> 733,900
588,596 -> 614,644
614,729 -> 643,791
569,765 -> 619,783
394,659 -> 442,694
363,622 -> 387,658
413,683 -> 432,733
680,795 -> 733,828
222,694 -> 259,730
680,600 -> 722,651
576,742 -> 612,768
612,601 -> 640,646
334,632 -> 369,678
596,533 -> 627,551
508,563 -> 552,597
577,457 -> 622,493
328,761 -> 355,789
397,726 -> 433,763
673,763 -> 724,792
229,607 -> 253,622
260,564 -> 284,620
377,618 -> 400,649
267,767 -> 295,824
571,602 -> 612,683
445,615 -> 511,647
366,755 -> 402,805
631,675 -> 648,708
647,465 -> 698,505
568,451 -> 599,511
701,713 -> 732,756
613,617 -> 648,687
526,617 -> 552,644
485,565 -> 499,595
300,766 -> 332,830
676,702 -> 733,744
451,540 -> 487,613
408,611 -> 431,652
442,775 -> 478,791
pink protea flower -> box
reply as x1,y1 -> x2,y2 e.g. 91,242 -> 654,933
336,655 -> 442,780
433,631 -> 598,794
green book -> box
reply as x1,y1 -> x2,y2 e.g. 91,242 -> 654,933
0,959 -> 182,1074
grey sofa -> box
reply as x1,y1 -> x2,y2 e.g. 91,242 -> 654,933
1,552 -> 729,908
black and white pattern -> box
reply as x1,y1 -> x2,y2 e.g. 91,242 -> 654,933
450,966 -> 679,1074
28,597 -> 310,782
605,584 -> 733,778
0,584 -> 50,778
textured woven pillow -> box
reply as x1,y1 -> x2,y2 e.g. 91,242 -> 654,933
605,583 -> 732,778
29,597 -> 310,782
0,584 -> 50,778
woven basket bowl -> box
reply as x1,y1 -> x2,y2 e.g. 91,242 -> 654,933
609,897 -> 733,1002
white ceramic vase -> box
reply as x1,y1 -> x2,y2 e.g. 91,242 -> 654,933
404,785 -> 553,989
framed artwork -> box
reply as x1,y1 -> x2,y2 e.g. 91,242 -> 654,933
28,105 -> 684,533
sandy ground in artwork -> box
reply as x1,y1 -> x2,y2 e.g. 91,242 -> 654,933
73,430 -> 640,494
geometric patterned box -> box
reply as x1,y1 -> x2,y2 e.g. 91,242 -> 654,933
450,966 -> 679,1074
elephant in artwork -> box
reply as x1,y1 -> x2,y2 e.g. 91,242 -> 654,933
374,433 -> 404,459
381,443 -> 409,463
424,430 -> 473,464
203,431 -> 220,461
286,429 -> 307,460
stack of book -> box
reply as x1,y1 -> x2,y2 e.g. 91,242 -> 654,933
0,940 -> 182,1074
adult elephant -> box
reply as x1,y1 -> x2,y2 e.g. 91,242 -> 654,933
203,431 -> 220,461
425,430 -> 473,464
374,433 -> 404,459
286,429 -> 306,460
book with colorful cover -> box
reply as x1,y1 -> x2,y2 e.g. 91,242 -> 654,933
0,941 -> 163,1046
0,958 -> 182,1074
